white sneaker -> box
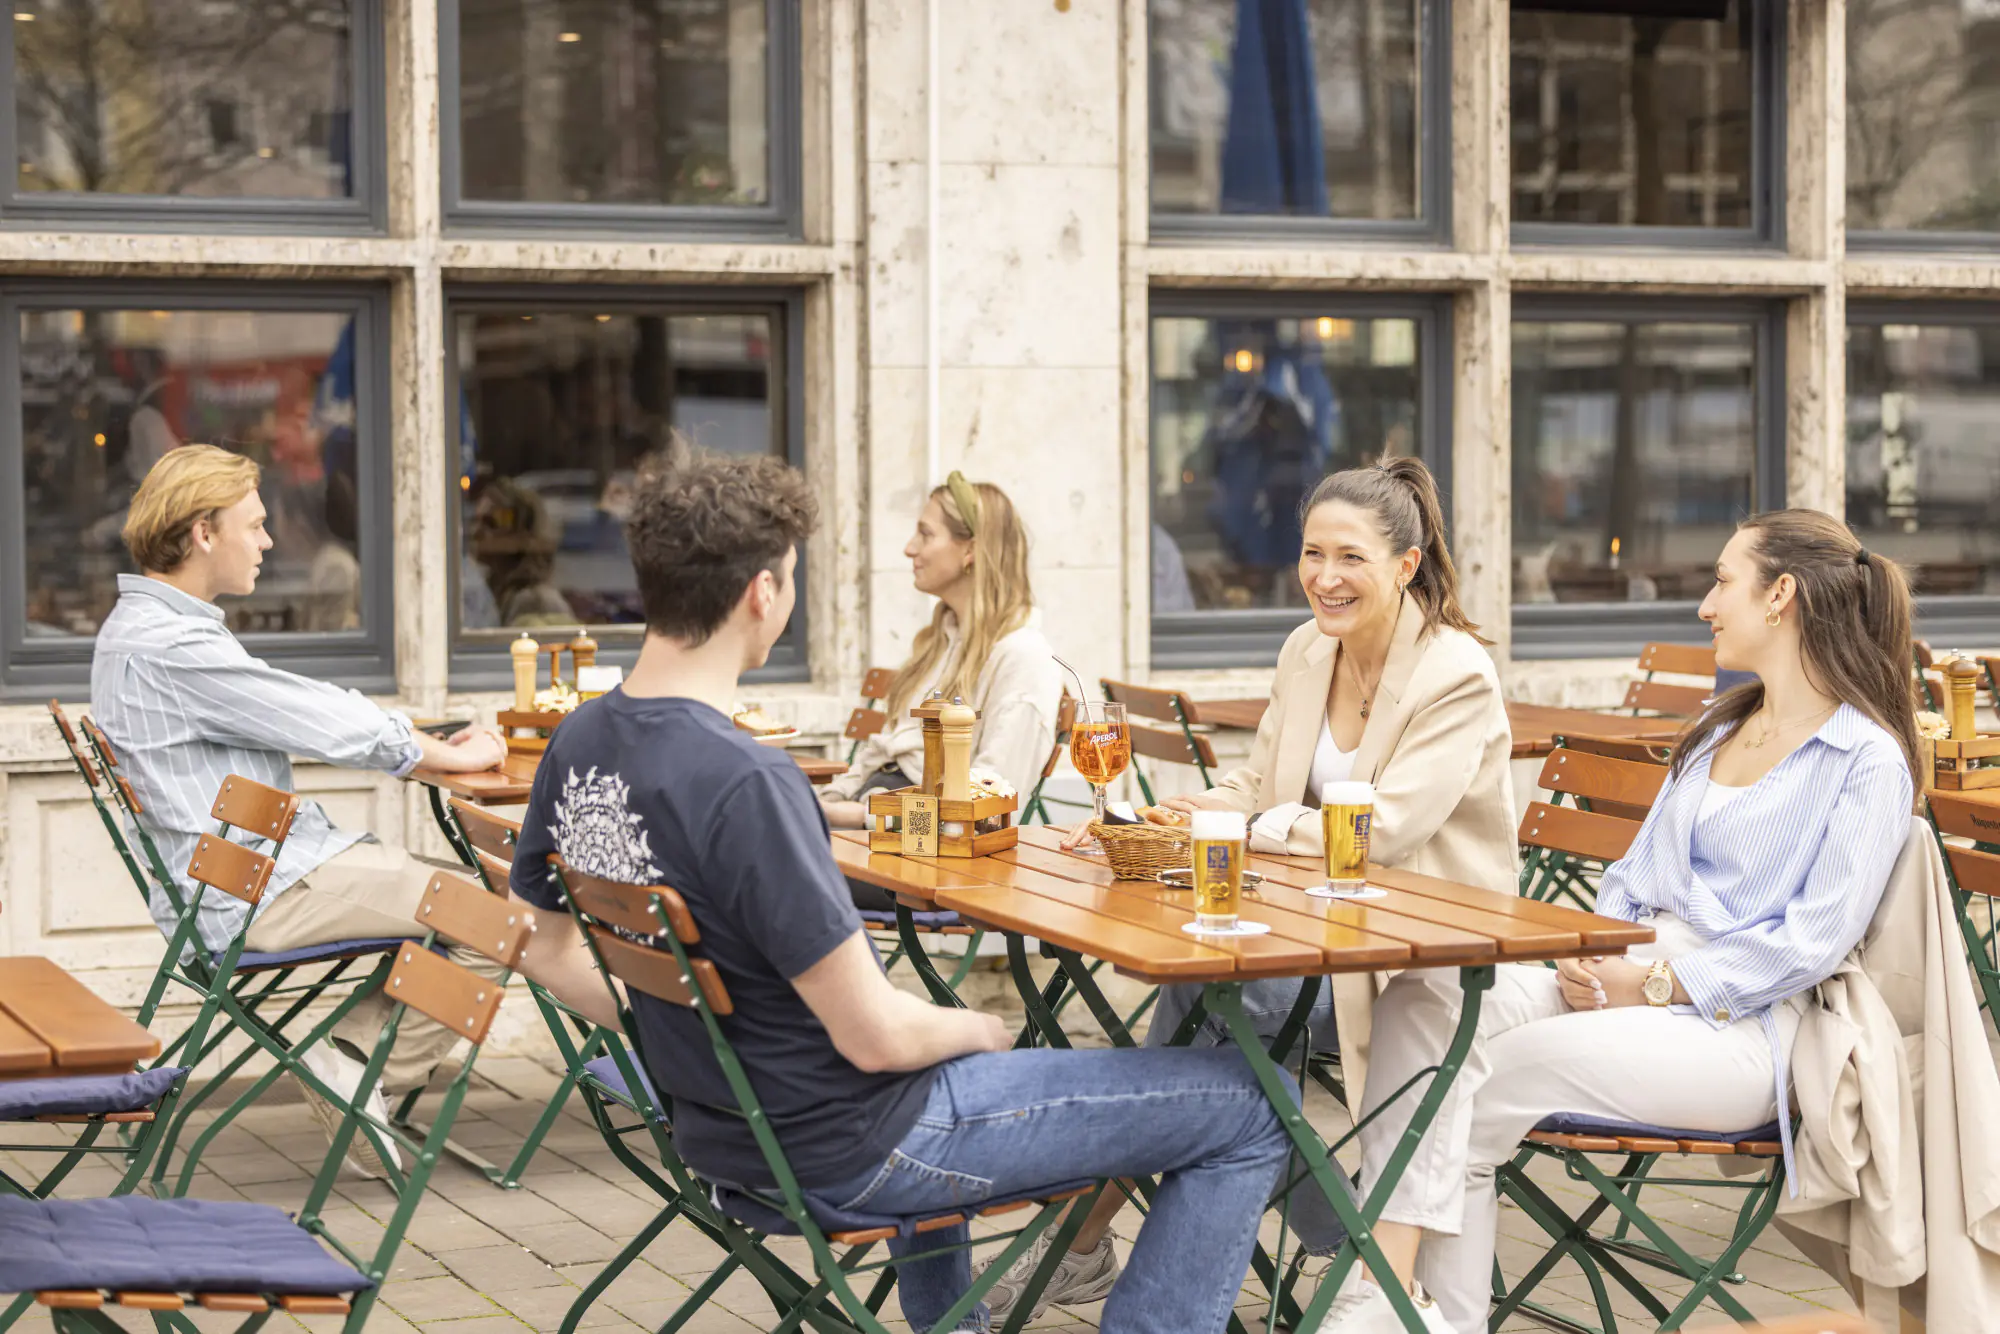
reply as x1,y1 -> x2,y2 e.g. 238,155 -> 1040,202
1307,1275 -> 1454,1334
978,1233 -> 1121,1322
296,1042 -> 402,1179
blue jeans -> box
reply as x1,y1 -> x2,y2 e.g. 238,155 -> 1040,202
820,1046 -> 1293,1334
1148,978 -> 1351,1255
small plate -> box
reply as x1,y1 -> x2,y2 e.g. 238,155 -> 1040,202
1157,868 -> 1264,890
752,729 -> 802,746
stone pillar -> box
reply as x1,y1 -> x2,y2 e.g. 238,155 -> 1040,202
1785,0 -> 1846,515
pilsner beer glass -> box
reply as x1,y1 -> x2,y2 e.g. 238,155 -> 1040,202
1189,810 -> 1246,931
1316,780 -> 1375,897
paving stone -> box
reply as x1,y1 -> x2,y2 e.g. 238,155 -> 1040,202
437,1243 -> 568,1293
491,1280 -> 634,1329
512,1218 -> 626,1267
379,1275 -> 503,1323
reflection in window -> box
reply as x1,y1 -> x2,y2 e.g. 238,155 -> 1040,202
21,307 -> 365,638
457,0 -> 768,207
1510,1 -> 1752,228
1150,0 -> 1421,222
1847,323 -> 2000,597
455,309 -> 777,632
1847,0 -> 2000,234
1512,319 -> 1758,606
14,2 -> 355,199
1151,313 -> 1421,614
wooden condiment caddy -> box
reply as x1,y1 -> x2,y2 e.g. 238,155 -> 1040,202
867,695 -> 1018,858
1930,656 -> 1997,791
499,631 -> 598,754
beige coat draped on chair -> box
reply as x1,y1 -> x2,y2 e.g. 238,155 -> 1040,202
1191,594 -> 1519,1104
1771,814 -> 2000,1333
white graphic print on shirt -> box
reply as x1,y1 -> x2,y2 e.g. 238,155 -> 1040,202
552,766 -> 663,884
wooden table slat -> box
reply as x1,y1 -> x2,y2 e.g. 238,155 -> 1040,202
0,1007 -> 45,1075
1506,703 -> 1683,759
0,958 -> 159,1075
931,885 -> 1245,981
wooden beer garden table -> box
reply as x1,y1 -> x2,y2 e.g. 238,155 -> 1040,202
830,825 -> 1652,1333
0,957 -> 159,1081
1184,696 -> 1681,760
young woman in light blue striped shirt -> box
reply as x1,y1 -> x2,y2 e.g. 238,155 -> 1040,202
1321,510 -> 1926,1334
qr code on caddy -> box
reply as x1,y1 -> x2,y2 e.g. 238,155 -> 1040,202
909,810 -> 934,836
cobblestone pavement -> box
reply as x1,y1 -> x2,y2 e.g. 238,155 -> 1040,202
5,993 -> 1861,1333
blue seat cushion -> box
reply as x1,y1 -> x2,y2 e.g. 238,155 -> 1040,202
0,1067 -> 187,1122
857,909 -> 965,931
581,1055 -> 666,1123
1533,1113 -> 1784,1145
225,937 -> 409,972
712,1176 -> 1100,1243
0,1197 -> 370,1295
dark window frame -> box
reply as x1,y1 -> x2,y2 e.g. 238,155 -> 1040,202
1845,300 -> 2000,646
1146,0 -> 1453,247
0,279 -> 397,701
445,284 -> 808,689
1147,288 -> 1454,669
1510,295 -> 1787,660
439,0 -> 803,238
1509,0 -> 1786,250
0,0 -> 387,233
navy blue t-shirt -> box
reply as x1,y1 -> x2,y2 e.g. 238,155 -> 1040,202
510,690 -> 937,1189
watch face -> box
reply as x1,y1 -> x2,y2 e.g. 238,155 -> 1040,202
1644,972 -> 1673,1004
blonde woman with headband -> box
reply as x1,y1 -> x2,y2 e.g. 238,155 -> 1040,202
820,473 -> 1063,830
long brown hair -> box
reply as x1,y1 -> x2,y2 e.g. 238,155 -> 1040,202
884,480 -> 1035,718
1670,509 -> 1923,792
1300,457 -> 1486,643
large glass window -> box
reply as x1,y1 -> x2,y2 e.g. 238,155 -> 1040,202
1150,0 -> 1430,229
451,0 -> 786,220
1846,318 -> 2000,604
5,292 -> 389,696
1847,0 -> 2000,237
1510,0 -> 1766,235
449,295 -> 798,680
1511,307 -> 1778,654
1149,297 -> 1442,666
6,1 -> 375,223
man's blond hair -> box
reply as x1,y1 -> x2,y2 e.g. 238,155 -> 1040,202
122,444 -> 261,574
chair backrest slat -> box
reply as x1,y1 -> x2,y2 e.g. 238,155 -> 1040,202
1038,693 -> 1080,782
1539,747 -> 1670,809
386,944 -> 505,1043
47,699 -> 78,747
1128,721 -> 1217,769
1929,792 -> 2000,846
209,775 -> 301,843
844,707 -> 887,743
1621,679 -> 1709,718
561,865 -> 698,941
450,799 -> 521,870
416,872 -> 534,967
1944,844 -> 2000,900
81,717 -> 118,767
1635,642 -> 1716,679
588,925 -> 734,1016
186,834 -> 276,905
1552,733 -> 1674,767
1100,678 -> 1187,724
47,702 -> 103,787
860,666 -> 894,700
1518,802 -> 1644,863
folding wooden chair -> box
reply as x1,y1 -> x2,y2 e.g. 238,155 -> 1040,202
1621,642 -> 1716,719
547,855 -> 1106,1334
1517,747 -> 1664,910
1100,679 -> 1218,804
844,666 -> 896,764
0,876 -> 526,1334
1021,691 -> 1081,826
1925,791 -> 2000,1022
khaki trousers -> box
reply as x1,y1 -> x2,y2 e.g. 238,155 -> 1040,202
245,839 -> 505,1093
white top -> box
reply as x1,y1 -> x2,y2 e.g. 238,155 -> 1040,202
1697,778 -> 1752,824
1306,714 -> 1356,801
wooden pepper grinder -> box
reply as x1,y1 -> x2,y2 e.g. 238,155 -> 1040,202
510,633 -> 539,711
918,690 -> 947,794
1946,656 -> 1981,741
939,699 -> 977,803
570,632 -> 597,673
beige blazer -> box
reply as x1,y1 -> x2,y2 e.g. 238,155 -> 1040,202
1764,815 -> 2000,1333
1192,594 -> 1519,1103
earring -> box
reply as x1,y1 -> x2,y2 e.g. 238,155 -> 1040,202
1765,607 -> 1781,627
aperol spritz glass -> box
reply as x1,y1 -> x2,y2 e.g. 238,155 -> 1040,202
1069,700 -> 1131,853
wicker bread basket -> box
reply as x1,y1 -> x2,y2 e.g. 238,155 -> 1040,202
1090,821 -> 1191,881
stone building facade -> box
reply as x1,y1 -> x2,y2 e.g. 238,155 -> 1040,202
0,0 -> 1996,1048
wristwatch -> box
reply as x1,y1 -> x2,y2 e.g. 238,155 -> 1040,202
1642,961 -> 1675,1007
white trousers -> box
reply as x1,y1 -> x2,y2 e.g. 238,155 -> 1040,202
1356,922 -> 1801,1334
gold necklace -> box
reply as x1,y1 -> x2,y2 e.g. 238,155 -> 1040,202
1339,646 -> 1383,720
1741,701 -> 1837,750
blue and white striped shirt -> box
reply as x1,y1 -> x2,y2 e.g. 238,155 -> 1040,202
1597,703 -> 1915,1176
89,575 -> 423,953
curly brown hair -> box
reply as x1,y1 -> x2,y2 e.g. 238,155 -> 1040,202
626,440 -> 817,646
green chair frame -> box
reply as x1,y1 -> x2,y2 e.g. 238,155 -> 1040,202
1926,790 -> 2000,1023
9,876 -> 523,1334
1100,680 -> 1217,807
1515,745 -> 1662,912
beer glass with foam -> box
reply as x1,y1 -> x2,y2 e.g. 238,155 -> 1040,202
1316,779 -> 1374,897
1190,809 -> 1246,931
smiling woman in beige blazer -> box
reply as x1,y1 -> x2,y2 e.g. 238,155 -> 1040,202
992,458 -> 1517,1322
